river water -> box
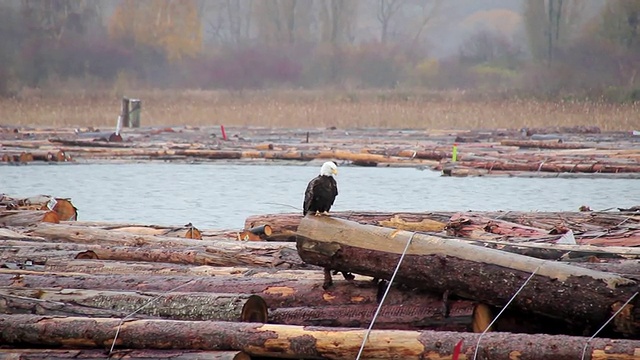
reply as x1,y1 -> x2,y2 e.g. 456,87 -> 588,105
1,163 -> 638,229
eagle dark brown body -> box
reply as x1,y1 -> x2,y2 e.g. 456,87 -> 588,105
303,161 -> 338,216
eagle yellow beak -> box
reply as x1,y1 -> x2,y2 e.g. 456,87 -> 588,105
332,169 -> 338,175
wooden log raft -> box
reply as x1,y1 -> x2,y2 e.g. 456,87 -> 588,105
296,216 -> 640,337
2,314 -> 640,360
0,349 -> 250,360
0,288 -> 267,322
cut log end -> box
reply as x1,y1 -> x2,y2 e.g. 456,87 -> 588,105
41,211 -> 60,224
185,227 -> 202,240
75,250 -> 99,260
241,295 -> 268,323
473,303 -> 493,333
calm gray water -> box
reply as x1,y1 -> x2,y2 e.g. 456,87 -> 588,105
1,163 -> 638,229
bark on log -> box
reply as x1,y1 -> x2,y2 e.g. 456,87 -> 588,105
0,272 -> 452,310
28,224 -> 227,248
2,314 -> 640,360
0,288 -> 267,322
63,221 -> 234,241
73,243 -> 307,269
446,213 -> 549,238
269,303 -> 476,331
500,139 -> 591,149
0,290 -> 145,318
459,159 -> 640,173
3,234 -> 306,269
0,349 -> 250,360
244,211 -> 450,241
0,210 -> 59,226
296,216 -> 640,337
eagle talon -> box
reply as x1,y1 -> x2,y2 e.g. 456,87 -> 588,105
322,268 -> 333,289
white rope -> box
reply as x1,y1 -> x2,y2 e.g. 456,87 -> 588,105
580,291 -> 639,360
109,279 -> 196,354
355,232 -> 416,360
473,264 -> 542,360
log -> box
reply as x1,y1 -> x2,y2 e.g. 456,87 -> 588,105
244,211 -> 450,241
0,240 -> 303,269
0,210 -> 59,226
42,259 -> 258,276
65,221 -> 233,240
500,139 -> 592,149
296,216 -> 640,336
0,288 -> 267,322
459,159 -> 640,173
0,290 -> 146,318
268,303 -> 476,331
73,244 -> 307,269
28,224 -> 227,248
2,314 -> 640,359
0,349 -> 250,360
0,271 -> 454,310
446,212 -> 549,238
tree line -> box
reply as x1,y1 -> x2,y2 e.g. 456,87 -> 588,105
0,0 -> 638,101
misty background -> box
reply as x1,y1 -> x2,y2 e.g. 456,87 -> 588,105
0,0 -> 638,101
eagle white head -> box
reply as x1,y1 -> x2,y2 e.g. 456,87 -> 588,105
320,161 -> 338,177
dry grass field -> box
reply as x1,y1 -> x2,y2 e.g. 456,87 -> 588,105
1,89 -> 639,131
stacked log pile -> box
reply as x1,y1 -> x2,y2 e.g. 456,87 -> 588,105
2,125 -> 639,177
2,195 -> 640,359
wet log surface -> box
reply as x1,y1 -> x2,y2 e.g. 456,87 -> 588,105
2,314 -> 640,360
296,216 -> 640,337
2,126 -> 640,177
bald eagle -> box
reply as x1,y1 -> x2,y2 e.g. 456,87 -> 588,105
303,161 -> 338,216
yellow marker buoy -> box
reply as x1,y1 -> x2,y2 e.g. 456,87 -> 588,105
452,143 -> 458,162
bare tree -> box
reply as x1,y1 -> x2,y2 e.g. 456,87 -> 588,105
377,0 -> 405,43
318,0 -> 357,45
523,0 -> 583,64
204,0 -> 253,46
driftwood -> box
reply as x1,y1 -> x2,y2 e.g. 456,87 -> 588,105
0,287 -> 268,322
0,271 -> 454,310
2,314 -> 640,359
296,216 -> 640,337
